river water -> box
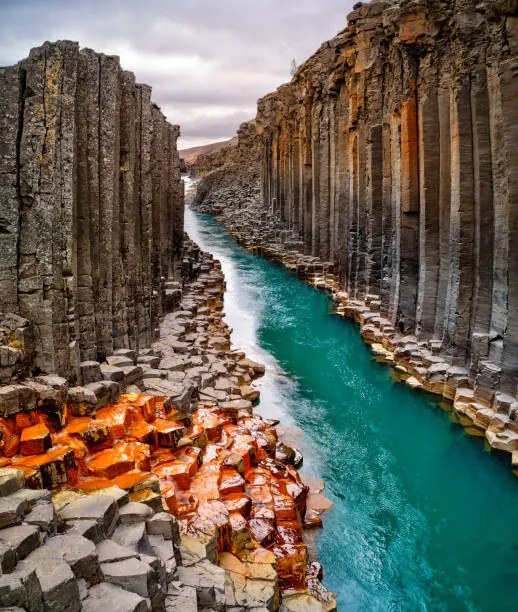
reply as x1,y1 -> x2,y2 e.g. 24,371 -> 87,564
184,204 -> 518,612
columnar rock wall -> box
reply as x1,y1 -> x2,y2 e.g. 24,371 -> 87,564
0,41 -> 184,383
192,121 -> 261,213
196,0 -> 518,403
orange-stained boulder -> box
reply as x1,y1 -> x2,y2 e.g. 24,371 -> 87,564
85,448 -> 135,479
0,417 -> 20,457
19,423 -> 51,456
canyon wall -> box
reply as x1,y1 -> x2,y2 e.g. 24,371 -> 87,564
192,121 -> 261,213
0,41 -> 184,384
195,0 -> 518,405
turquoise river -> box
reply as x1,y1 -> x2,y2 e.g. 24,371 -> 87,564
185,205 -> 518,612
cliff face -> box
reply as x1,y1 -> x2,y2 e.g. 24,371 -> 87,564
192,121 -> 261,213
195,0 -> 518,406
0,41 -> 184,383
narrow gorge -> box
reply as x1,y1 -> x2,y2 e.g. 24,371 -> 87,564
0,0 -> 517,610
193,0 -> 518,457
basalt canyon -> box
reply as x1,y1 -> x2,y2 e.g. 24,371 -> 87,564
193,0 -> 518,457
0,0 -> 517,610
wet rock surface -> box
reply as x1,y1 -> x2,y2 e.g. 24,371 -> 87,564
191,0 -> 518,470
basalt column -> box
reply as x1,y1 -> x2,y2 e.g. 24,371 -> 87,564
202,0 -> 517,408
0,41 -> 184,382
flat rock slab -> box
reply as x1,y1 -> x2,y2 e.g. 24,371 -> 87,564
118,501 -> 153,524
101,557 -> 156,598
146,512 -> 179,541
219,399 -> 253,413
0,524 -> 41,560
0,494 -> 28,528
0,468 -> 25,496
0,564 -> 43,611
177,559 -> 226,609
59,494 -> 119,537
18,557 -> 81,612
280,592 -> 328,611
83,582 -> 148,612
33,534 -> 101,584
112,522 -> 147,552
166,582 -> 197,612
0,539 -> 17,574
24,502 -> 57,533
66,519 -> 102,543
96,539 -> 138,564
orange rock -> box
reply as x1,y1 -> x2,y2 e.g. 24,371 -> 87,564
154,460 -> 193,490
14,412 -> 35,433
273,542 -> 307,589
95,404 -> 131,440
113,439 -> 151,471
247,484 -> 273,507
112,470 -> 153,491
85,448 -> 134,479
19,424 -> 51,456
75,477 -> 112,491
190,463 -> 221,501
154,419 -> 186,448
13,464 -> 43,488
273,494 -> 299,522
65,418 -> 110,449
219,469 -> 245,497
250,505 -> 275,521
0,391 -> 319,592
52,432 -> 89,471
276,520 -> 303,546
0,417 -> 20,457
14,447 -> 77,488
126,420 -> 156,444
222,492 -> 251,516
193,410 -> 225,441
30,409 -> 63,433
150,448 -> 177,469
248,518 -> 275,547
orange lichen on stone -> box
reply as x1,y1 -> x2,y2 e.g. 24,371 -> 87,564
0,417 -> 20,457
95,403 -> 132,439
1,391 -> 315,592
398,11 -> 432,43
13,447 -> 78,488
85,448 -> 135,479
112,470 -> 153,491
19,423 -> 51,456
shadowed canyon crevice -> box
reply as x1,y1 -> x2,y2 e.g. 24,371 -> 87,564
193,0 -> 518,459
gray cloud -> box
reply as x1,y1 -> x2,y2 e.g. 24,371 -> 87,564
0,0 -> 355,147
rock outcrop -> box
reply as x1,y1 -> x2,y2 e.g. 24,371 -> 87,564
193,0 -> 518,457
192,122 -> 261,215
0,41 -> 184,385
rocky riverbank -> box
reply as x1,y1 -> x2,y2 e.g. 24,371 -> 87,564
0,238 -> 336,611
190,0 -> 518,472
190,192 -> 518,472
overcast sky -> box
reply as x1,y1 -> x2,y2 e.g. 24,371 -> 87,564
0,0 -> 355,148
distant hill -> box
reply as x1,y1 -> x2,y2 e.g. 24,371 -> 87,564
180,137 -> 237,164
